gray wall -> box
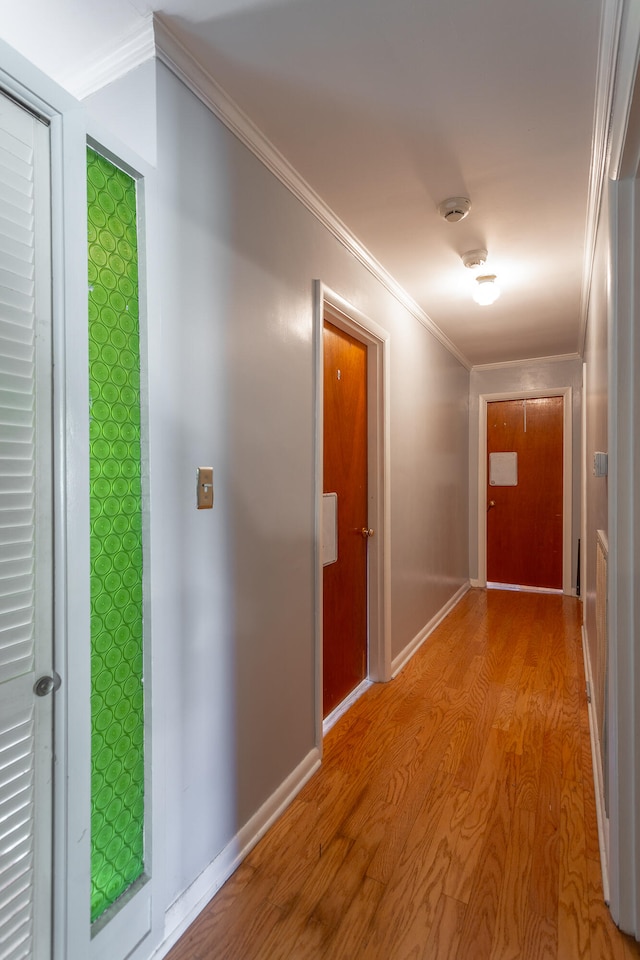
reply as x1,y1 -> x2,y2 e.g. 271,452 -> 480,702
83,58 -> 469,930
582,193 -> 609,741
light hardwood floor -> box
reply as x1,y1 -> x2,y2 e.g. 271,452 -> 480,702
166,588 -> 640,959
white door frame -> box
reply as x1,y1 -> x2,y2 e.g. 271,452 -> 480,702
0,44 -> 88,960
606,1 -> 640,928
313,281 -> 391,748
477,387 -> 573,594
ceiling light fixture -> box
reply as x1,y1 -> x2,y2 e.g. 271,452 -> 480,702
438,197 -> 471,223
473,274 -> 501,305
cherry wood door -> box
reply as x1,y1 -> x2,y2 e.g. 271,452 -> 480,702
487,396 -> 563,589
323,320 -> 368,716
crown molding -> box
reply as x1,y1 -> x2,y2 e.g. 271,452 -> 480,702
608,0 -> 640,179
471,352 -> 582,373
577,0 -> 626,357
61,14 -> 156,101
152,13 -> 471,371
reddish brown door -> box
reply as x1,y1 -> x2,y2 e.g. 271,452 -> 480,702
323,320 -> 368,717
487,397 -> 563,589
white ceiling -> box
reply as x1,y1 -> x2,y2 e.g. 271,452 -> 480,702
0,0 -> 604,366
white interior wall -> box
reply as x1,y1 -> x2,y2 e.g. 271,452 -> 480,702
582,197 -> 609,722
84,61 -> 157,167
468,357 -> 583,589
80,58 -> 469,956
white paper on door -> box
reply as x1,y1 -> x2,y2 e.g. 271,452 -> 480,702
489,451 -> 518,486
322,493 -> 338,565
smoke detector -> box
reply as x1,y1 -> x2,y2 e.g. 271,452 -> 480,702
438,197 -> 471,223
462,248 -> 488,270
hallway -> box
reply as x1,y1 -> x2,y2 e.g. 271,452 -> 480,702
165,589 -> 640,959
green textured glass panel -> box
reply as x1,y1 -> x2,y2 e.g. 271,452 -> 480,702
87,148 -> 144,923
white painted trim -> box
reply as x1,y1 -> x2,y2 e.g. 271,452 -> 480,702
83,129 -> 158,960
60,16 -> 156,101
582,624 -> 611,904
604,1 -> 640,936
472,352 -> 582,373
157,748 -> 321,960
477,389 -> 573,595
486,582 -> 563,595
90,886 -> 151,960
578,0 -> 626,356
608,0 -> 640,180
153,16 -> 470,372
607,153 -> 640,936
391,582 -> 470,678
581,361 -> 587,600
38,93 -> 92,960
314,282 -> 392,747
323,679 -> 373,735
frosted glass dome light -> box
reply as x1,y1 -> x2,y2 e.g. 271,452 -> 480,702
473,274 -> 501,305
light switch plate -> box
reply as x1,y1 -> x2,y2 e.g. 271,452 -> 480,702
593,452 -> 608,477
197,467 -> 214,509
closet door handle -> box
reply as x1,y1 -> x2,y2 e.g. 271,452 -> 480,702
34,672 -> 61,697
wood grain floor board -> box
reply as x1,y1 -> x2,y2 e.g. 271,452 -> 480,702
521,912 -> 558,960
164,589 -> 640,960
321,876 -> 386,960
366,829 -> 454,960
445,728 -> 508,903
502,663 -> 536,756
488,807 -> 536,960
558,778 -> 590,960
528,727 -> 563,920
453,679 -> 502,793
364,718 -> 471,886
455,771 -> 512,960
257,836 -> 352,959
586,858 -> 640,959
580,727 -> 602,864
421,894 -> 467,960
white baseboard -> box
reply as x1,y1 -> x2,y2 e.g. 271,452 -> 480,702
391,582 -> 470,678
582,623 -> 610,903
323,678 -> 372,735
155,747 -> 321,958
469,578 -> 482,588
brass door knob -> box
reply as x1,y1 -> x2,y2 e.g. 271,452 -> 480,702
361,528 -> 375,538
487,500 -> 496,511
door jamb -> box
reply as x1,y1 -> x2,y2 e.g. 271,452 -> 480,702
313,281 -> 391,751
477,387 -> 573,594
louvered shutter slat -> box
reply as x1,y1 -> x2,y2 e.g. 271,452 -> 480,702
0,180 -> 32,216
0,570 -> 33,597
0,92 -> 50,960
0,707 -> 34,956
0,140 -> 32,186
0,396 -> 33,418
0,197 -> 33,230
0,234 -> 32,268
0,641 -> 33,681
0,91 -> 34,680
0,267 -> 34,299
0,319 -> 34,346
0,252 -> 34,285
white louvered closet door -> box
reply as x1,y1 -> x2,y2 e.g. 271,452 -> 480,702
0,93 -> 53,960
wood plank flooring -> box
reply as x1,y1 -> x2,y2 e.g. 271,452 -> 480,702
165,588 -> 640,960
